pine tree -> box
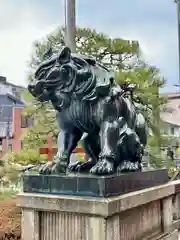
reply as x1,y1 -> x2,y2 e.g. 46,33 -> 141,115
18,27 -> 166,165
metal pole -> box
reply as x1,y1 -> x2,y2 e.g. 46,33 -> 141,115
177,0 -> 180,91
65,0 -> 76,52
5,120 -> 9,152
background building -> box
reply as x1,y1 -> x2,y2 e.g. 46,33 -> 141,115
160,92 -> 180,137
0,75 -> 30,155
0,76 -> 25,99
0,93 -> 31,155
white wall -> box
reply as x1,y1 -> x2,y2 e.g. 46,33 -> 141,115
163,123 -> 180,137
0,83 -> 23,100
0,83 -> 13,94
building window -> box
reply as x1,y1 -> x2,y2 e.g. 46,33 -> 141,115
170,127 -> 175,136
8,144 -> 12,152
21,116 -> 29,128
0,139 -> 2,152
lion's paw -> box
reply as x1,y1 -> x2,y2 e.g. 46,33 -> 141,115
117,160 -> 141,173
39,160 -> 68,175
90,159 -> 115,175
39,161 -> 56,175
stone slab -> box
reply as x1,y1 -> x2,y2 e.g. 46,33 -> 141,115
18,183 -> 174,217
172,180 -> 180,193
22,169 -> 168,198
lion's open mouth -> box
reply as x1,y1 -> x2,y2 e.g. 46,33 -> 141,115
28,80 -> 50,102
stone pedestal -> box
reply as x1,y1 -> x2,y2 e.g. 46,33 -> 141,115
22,169 -> 168,197
17,170 -> 178,240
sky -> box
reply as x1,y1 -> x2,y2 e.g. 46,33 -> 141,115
0,0 -> 178,92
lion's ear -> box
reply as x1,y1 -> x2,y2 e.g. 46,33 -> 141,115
57,46 -> 71,64
43,43 -> 53,60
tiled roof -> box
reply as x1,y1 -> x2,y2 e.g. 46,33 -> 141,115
6,93 -> 24,105
0,122 -> 13,138
0,76 -> 25,89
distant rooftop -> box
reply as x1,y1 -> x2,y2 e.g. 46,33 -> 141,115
160,92 -> 180,99
0,76 -> 25,89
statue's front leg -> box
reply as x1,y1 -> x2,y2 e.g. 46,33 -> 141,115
68,132 -> 101,172
39,128 -> 82,174
90,120 -> 119,175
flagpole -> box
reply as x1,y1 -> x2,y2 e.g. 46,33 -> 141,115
176,0 -> 180,91
65,0 -> 76,52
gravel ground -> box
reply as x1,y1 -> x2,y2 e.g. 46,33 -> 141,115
0,197 -> 21,239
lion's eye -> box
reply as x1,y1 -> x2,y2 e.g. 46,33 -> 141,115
61,68 -> 67,74
60,67 -> 68,78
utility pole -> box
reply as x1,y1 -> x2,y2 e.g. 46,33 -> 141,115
5,119 -> 10,153
65,0 -> 76,52
176,0 -> 180,91
155,86 -> 161,150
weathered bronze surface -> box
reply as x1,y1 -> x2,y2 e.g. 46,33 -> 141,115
28,46 -> 147,176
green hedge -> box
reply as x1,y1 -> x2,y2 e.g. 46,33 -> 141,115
8,149 -> 47,165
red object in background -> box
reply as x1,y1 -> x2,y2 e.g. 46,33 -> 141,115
39,148 -> 49,154
47,134 -> 53,161
39,146 -> 86,161
0,105 -> 88,162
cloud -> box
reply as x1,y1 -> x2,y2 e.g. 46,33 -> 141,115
0,0 -> 59,86
119,27 -> 179,92
0,0 -> 178,92
75,0 -> 178,90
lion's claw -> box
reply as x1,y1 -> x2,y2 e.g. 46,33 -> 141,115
68,161 -> 82,172
117,160 -> 141,173
68,160 -> 96,172
39,161 -> 55,174
39,159 -> 68,175
90,159 -> 115,175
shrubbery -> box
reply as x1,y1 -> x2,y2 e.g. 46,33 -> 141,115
8,149 -> 47,166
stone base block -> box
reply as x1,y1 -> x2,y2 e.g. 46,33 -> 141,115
17,182 -> 175,240
23,169 -> 168,197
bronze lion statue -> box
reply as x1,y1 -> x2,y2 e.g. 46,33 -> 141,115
28,46 -> 147,175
